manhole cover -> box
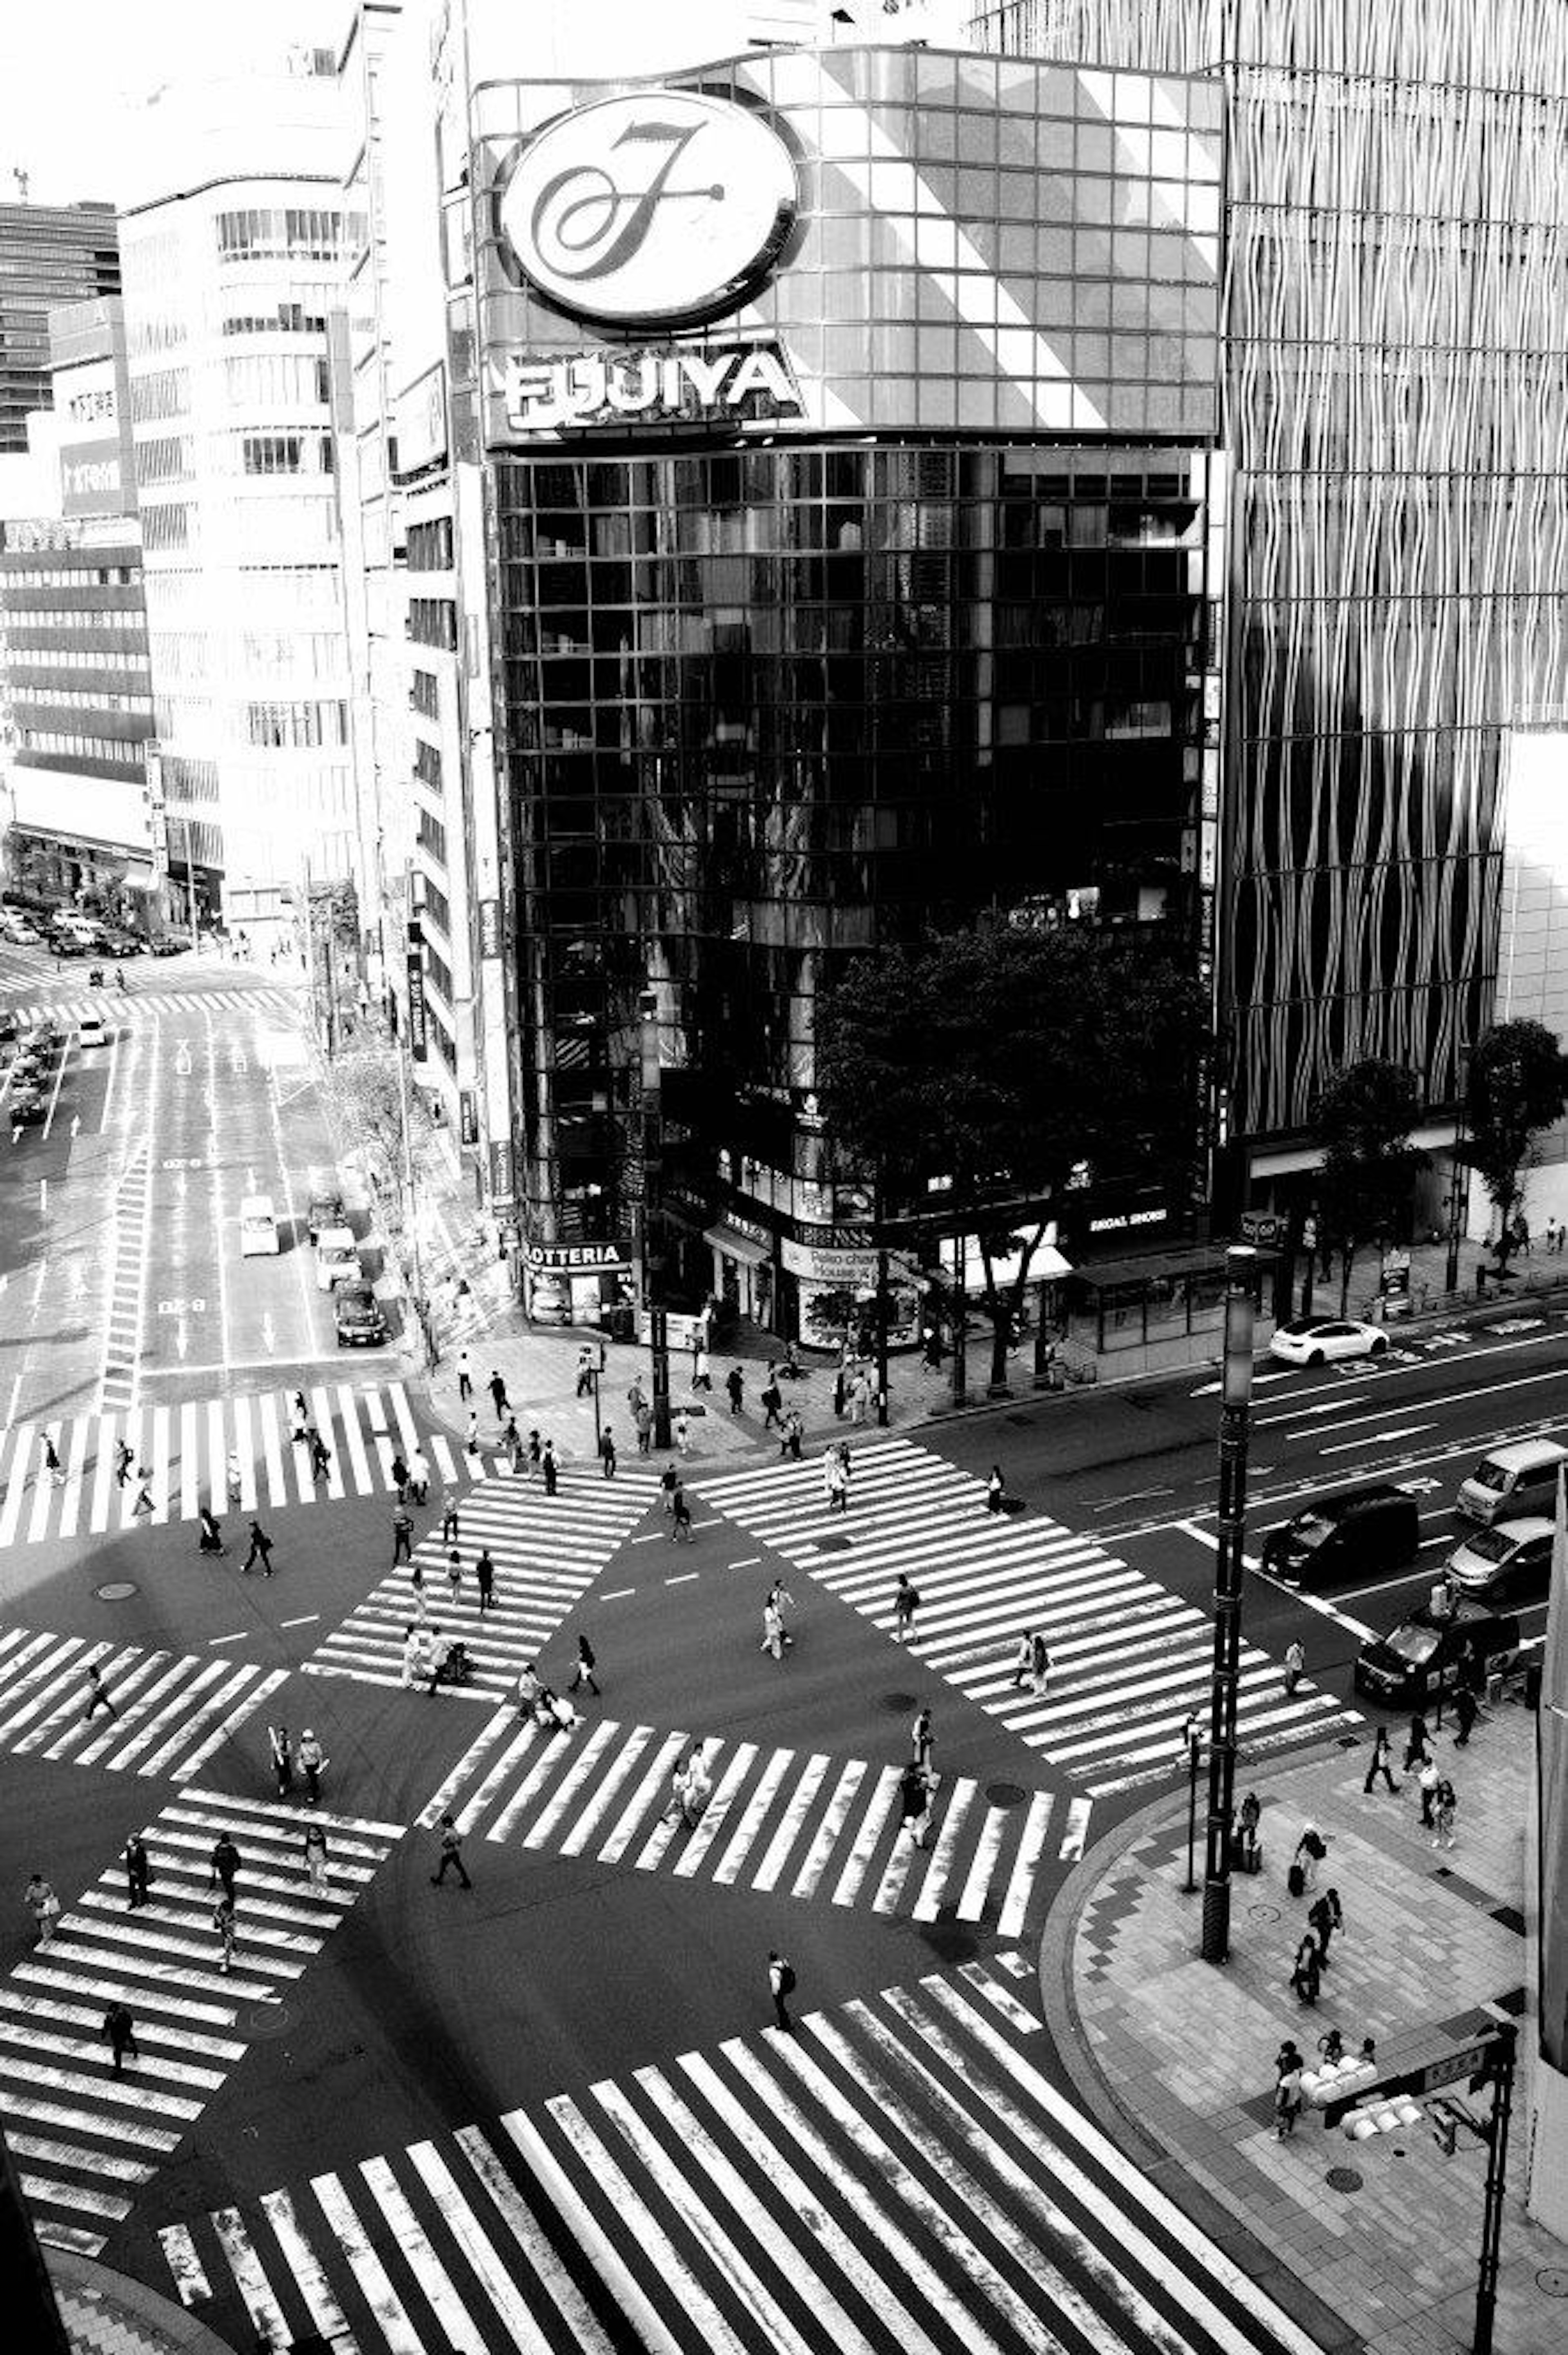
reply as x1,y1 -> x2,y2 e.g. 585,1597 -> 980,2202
95,1581 -> 138,1601
1325,2166 -> 1363,2193
1247,1903 -> 1281,1924
234,1998 -> 295,2041
1537,2270 -> 1568,2299
882,1691 -> 922,1713
985,1782 -> 1028,1809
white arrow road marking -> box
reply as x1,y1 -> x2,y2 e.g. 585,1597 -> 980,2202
69,1113 -> 80,1138
176,1322 -> 189,1360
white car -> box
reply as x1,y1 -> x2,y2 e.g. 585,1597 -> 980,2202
1268,1315 -> 1389,1368
1445,1515 -> 1555,1601
78,1012 -> 108,1050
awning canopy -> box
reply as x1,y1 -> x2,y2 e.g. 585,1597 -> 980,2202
704,1221 -> 772,1269
1074,1243 -> 1230,1292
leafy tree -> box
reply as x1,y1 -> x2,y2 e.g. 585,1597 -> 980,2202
318,1048 -> 406,1219
1464,1020 -> 1568,1267
1312,1059 -> 1427,1314
817,925 -> 1207,1387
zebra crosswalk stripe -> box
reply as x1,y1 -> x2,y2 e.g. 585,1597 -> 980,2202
0,1624 -> 285,1782
697,1437 -> 1359,1792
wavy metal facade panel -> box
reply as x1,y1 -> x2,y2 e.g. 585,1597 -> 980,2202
973,1 -> 1568,1138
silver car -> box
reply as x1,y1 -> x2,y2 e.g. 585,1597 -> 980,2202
1444,1514 -> 1555,1601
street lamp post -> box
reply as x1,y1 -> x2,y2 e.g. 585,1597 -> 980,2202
1202,1244 -> 1257,1964
1183,1715 -> 1203,1893
638,990 -> 671,1449
1445,1048 -> 1472,1298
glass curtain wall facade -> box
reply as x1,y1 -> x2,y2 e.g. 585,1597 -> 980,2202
973,1 -> 1568,1158
0,203 -> 120,455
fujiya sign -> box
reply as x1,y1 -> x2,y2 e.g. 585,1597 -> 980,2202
497,89 -> 800,329
500,342 -> 803,435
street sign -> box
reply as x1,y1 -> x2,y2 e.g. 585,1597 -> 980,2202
1239,1211 -> 1283,1247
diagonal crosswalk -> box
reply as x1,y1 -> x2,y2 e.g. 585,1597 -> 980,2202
0,1380 -> 502,1551
418,1707 -> 1089,1934
2,986 -> 299,1024
0,1624 -> 287,1781
698,1438 -> 1360,1797
156,1957 -> 1323,2355
303,1467 -> 658,1701
5,1786 -> 401,2257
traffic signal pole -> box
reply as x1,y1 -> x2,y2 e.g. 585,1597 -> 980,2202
1202,1246 -> 1256,1964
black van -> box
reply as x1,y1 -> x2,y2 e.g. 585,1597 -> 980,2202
1260,1484 -> 1419,1588
1354,1597 -> 1522,1708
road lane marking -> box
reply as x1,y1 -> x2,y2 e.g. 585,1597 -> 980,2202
664,1571 -> 699,1585
1320,1424 -> 1434,1452
279,1614 -> 320,1629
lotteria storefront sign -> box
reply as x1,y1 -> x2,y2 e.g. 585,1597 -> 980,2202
500,341 -> 803,435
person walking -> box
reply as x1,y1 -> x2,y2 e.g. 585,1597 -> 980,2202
197,1503 -> 226,1557
209,1832 -> 241,1904
102,2001 -> 138,2074
291,1393 -> 310,1446
1010,1632 -> 1034,1690
575,1345 -> 595,1398
114,1438 -> 133,1488
212,1891 -> 238,1974
476,1548 -> 496,1613
488,1369 -> 510,1422
1404,1712 -> 1431,1774
761,1598 -> 786,1662
464,1409 -> 480,1459
898,1762 -> 931,1849
671,1483 -> 694,1543
131,1461 -> 156,1518
1418,1754 -> 1441,1829
41,1430 -> 65,1487
761,1373 -> 783,1432
390,1450 -> 410,1503
1029,1631 -> 1051,1697
1290,1933 -> 1321,2006
392,1504 -> 414,1566
726,1365 -> 745,1417
1283,1639 -> 1305,1697
526,1429 -> 543,1479
123,1832 -> 152,1911
408,1447 -> 429,1507
1292,1822 -> 1327,1890
542,1440 -> 559,1496
81,1663 -> 117,1724
599,1425 -> 617,1479
401,1623 -> 430,1689
986,1465 -> 1008,1516
660,1462 -> 680,1515
1307,1886 -> 1343,1968
302,1823 -> 329,1894
296,1730 -> 325,1806
456,1345 -> 473,1403
911,1703 -> 935,1778
1363,1725 -> 1401,1795
430,1814 -> 472,1888
307,1428 -> 332,1483
893,1574 -> 920,1643
768,1949 -> 795,2032
23,1873 -> 61,1946
440,1495 -> 460,1545
567,1633 -> 600,1697
445,1548 -> 463,1605
673,1407 -> 690,1456
1238,1790 -> 1263,1867
1453,1682 -> 1479,1747
515,1662 -> 543,1718
832,1360 -> 847,1419
766,1579 -> 796,1647
1432,1776 -> 1458,1850
692,1343 -> 712,1393
782,1407 -> 804,1461
242,1519 -> 274,1576
1274,2041 -> 1305,2138
636,1402 -> 656,1455
824,1446 -> 849,1515
268,1724 -> 293,1799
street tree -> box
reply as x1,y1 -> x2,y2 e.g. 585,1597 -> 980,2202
817,925 -> 1207,1387
1464,1019 -> 1568,1268
318,1048 -> 406,1219
1312,1059 -> 1427,1315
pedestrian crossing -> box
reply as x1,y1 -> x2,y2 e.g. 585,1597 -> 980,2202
6,1785 -> 402,2257
419,1707 -> 1090,1936
3,986 -> 298,1024
303,1467 -> 659,1701
155,1956 -> 1322,2355
0,1380 -> 501,1551
698,1438 -> 1361,1797
0,1623 -> 287,1782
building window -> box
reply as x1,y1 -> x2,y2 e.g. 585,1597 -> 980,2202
408,597 -> 457,651
407,517 -> 454,571
245,700 -> 347,749
410,668 -> 439,719
413,739 -> 442,790
417,807 -> 447,866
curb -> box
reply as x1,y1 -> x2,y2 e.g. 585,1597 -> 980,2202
48,2250 -> 243,2355
1035,1751 -> 1370,2355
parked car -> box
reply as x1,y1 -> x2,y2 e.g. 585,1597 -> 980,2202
1260,1484 -> 1419,1587
96,929 -> 141,958
11,1049 -> 51,1087
314,1226 -> 361,1292
306,1190 -> 347,1247
2,915 -> 40,943
1444,1515 -> 1555,1602
1454,1437 -> 1568,1527
334,1284 -> 387,1347
8,1085 -> 46,1125
1268,1315 -> 1390,1368
0,1012 -> 18,1046
149,936 -> 187,956
1354,1595 -> 1523,1707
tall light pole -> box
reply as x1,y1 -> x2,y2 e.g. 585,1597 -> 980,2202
1202,1244 -> 1257,1963
1445,1046 -> 1471,1297
637,988 -> 671,1448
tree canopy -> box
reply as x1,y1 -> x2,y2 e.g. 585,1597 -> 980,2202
1464,1019 -> 1568,1263
1311,1058 -> 1426,1313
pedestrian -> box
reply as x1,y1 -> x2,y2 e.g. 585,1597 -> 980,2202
526,1429 -> 543,1479
102,2000 -> 139,2074
1432,1776 -> 1457,1850
893,1574 -> 920,1642
1029,1631 -> 1051,1696
213,1891 -> 237,1974
672,1407 -> 690,1456
291,1392 -> 310,1445
81,1663 -> 117,1724
430,1813 -> 472,1888
296,1730 -> 325,1806
1307,1886 -> 1343,1967
302,1823 -> 329,1893
911,1702 -> 935,1777
242,1519 -> 274,1576
1238,1790 -> 1263,1866
401,1623 -> 430,1688
1363,1725 -> 1401,1794
567,1633 -> 600,1696
197,1503 -> 226,1556
515,1662 -> 543,1717
209,1832 -> 241,1902
1404,1712 -> 1430,1773
768,1949 -> 796,2032
456,1345 -> 473,1402
114,1438 -> 133,1488
476,1548 -> 495,1612
123,1832 -> 152,1910
660,1462 -> 679,1514
1292,1822 -> 1327,1890
766,1578 -> 796,1645
425,1625 -> 457,1693
664,1753 -> 692,1824
391,1503 -> 414,1566
225,1450 -> 243,1505
131,1462 -> 156,1517
1274,2040 -> 1305,2137
726,1366 -> 745,1416
541,1687 -> 578,1737
637,1402 -> 656,1454
832,1361 -> 847,1418
761,1598 -> 786,1662
488,1369 -> 510,1421
576,1344 -> 595,1398
1316,2027 -> 1345,2067
543,1441 -> 559,1496
986,1465 -> 1006,1514
783,1408 -> 804,1460
41,1430 -> 64,1487
1547,1217 -> 1561,1256
23,1873 -> 61,1946
671,1484 -> 694,1543
465,1410 -> 480,1458
1283,1638 -> 1305,1697
682,1742 -> 712,1825
898,1762 -> 931,1849
692,1343 -> 712,1392
441,1496 -> 460,1545
1290,1934 -> 1321,2005
308,1427 -> 332,1482
628,1378 -> 647,1416
1453,1683 -> 1479,1747
268,1724 -> 293,1797
761,1374 -> 783,1431
446,1547 -> 463,1603
501,1413 -> 521,1469
824,1446 -> 849,1514
599,1425 -> 617,1479
1515,1211 -> 1532,1258
408,1447 -> 429,1506
1418,1755 -> 1441,1829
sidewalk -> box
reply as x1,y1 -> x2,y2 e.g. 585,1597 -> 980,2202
1042,1705 -> 1568,2355
46,2250 -> 238,2355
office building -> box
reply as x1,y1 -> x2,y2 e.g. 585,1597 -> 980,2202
437,31 -> 1223,1332
0,198 -> 120,456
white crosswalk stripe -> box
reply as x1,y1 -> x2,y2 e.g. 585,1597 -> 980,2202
697,1437 -> 1361,1795
7,1786 -> 401,2257
303,1467 -> 658,1702
3,986 -> 298,1024
415,1706 -> 1065,1932
156,1960 -> 1322,2355
0,1382 -> 495,1550
0,1625 -> 287,1781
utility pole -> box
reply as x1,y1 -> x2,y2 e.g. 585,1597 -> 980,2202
1473,2025 -> 1516,2355
639,989 -> 670,1447
873,1168 -> 890,1427
1445,1047 -> 1471,1297
1202,1244 -> 1257,1963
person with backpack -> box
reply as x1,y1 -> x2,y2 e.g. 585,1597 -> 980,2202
893,1574 -> 920,1642
768,1949 -> 796,2031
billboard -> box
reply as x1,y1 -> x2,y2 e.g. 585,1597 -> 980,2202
53,354 -> 136,518
472,45 -> 1221,448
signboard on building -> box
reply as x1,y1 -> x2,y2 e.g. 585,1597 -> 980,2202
500,343 -> 802,437
395,361 -> 448,477
523,1240 -> 630,1273
478,897 -> 502,958
488,1140 -> 514,1204
405,941 -> 428,1063
459,1089 -> 479,1146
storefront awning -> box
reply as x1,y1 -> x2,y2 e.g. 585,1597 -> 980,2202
704,1221 -> 773,1269
1074,1243 -> 1229,1291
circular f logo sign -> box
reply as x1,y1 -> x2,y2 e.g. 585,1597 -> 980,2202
497,90 -> 800,329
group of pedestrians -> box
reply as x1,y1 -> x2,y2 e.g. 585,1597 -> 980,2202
267,1723 -> 327,1805
1363,1712 -> 1461,1847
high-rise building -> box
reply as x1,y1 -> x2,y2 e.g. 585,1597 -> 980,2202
972,3 -> 1568,1216
0,200 -> 120,455
423,23 -> 1224,1334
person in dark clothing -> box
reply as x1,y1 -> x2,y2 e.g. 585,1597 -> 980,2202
1403,1713 -> 1430,1773
1363,1726 -> 1401,1794
102,2002 -> 138,2074
567,1634 -> 600,1696
1453,1684 -> 1479,1746
390,1452 -> 410,1501
242,1521 -> 274,1576
392,1505 -> 414,1565
542,1442 -> 559,1496
488,1370 -> 510,1420
475,1549 -> 496,1612
209,1833 -> 241,1902
197,1504 -> 225,1555
114,1438 -> 133,1487
430,1814 -> 472,1888
1307,1887 -> 1343,1967
123,1833 -> 152,1910
599,1427 -> 617,1479
726,1366 -> 745,1416
309,1429 -> 331,1481
1290,1935 -> 1321,2005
